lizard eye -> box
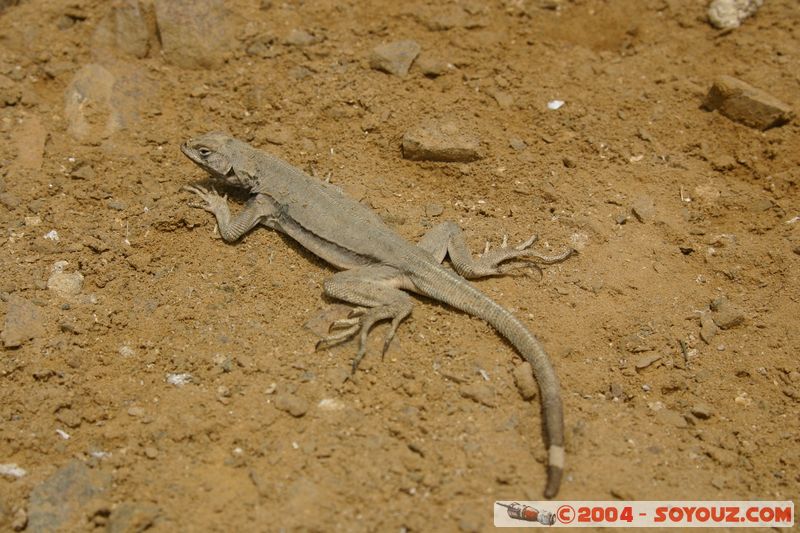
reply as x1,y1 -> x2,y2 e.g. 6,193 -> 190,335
197,147 -> 212,158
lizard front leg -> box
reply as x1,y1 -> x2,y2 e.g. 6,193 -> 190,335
418,221 -> 573,279
318,265 -> 414,373
183,186 -> 279,242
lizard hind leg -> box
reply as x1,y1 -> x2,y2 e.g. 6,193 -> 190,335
319,266 -> 414,373
418,221 -> 574,279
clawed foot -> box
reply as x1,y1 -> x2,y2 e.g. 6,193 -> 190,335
182,185 -> 228,215
315,303 -> 412,373
476,234 -> 574,276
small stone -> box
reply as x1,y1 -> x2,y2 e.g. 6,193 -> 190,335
12,116 -> 47,170
609,382 -> 625,400
459,382 -> 496,407
690,402 -> 714,419
416,55 -> 449,77
0,463 -> 27,479
317,398 -> 345,411
562,156 -> 577,168
703,75 -> 794,130
369,40 -> 421,77
284,29 -> 315,46
274,392 -> 309,417
0,192 -> 21,209
711,477 -> 725,489
706,445 -> 738,467
635,353 -> 661,371
107,502 -> 159,533
154,0 -> 231,69
511,362 -> 537,400
70,164 -> 95,180
508,137 -> 526,151
166,373 -> 192,386
2,295 -> 46,348
402,120 -> 482,162
47,262 -> 84,297
143,447 -> 158,459
710,154 -> 736,172
711,298 -> 745,330
708,0 -> 762,30
0,74 -> 21,106
631,195 -> 656,222
655,408 -> 688,428
127,406 -> 145,417
488,88 -> 514,109
699,312 -> 719,343
424,203 -> 444,217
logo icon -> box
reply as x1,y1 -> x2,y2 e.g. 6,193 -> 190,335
496,502 -> 556,525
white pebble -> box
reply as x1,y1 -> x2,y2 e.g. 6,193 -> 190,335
547,99 -> 565,110
167,373 -> 193,387
0,463 -> 27,479
44,230 -> 60,241
55,429 -> 70,440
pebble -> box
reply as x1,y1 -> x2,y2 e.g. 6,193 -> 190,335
0,463 -> 27,479
0,74 -> 21,106
416,55 -> 449,77
154,0 -> 231,69
699,311 -> 719,343
608,382 -> 625,400
166,373 -> 192,386
369,40 -> 421,77
107,502 -> 160,532
12,508 -> 27,531
284,29 -> 315,47
274,392 -> 309,417
703,75 -> 794,130
511,362 -> 537,400
1,294 -> 46,348
508,137 -> 526,151
691,402 -> 714,419
635,353 -> 661,371
655,408 -> 688,428
710,297 -> 745,330
707,0 -> 762,30
127,406 -> 145,417
402,120 -> 482,162
630,195 -> 656,222
47,261 -> 84,297
424,203 -> 444,217
317,398 -> 345,411
70,163 -> 95,180
0,192 -> 21,209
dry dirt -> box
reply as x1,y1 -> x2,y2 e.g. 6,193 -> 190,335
1,0 -> 799,531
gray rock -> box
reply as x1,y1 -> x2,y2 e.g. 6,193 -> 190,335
284,29 -> 316,47
508,137 -> 526,151
711,297 -> 745,330
27,461 -> 111,533
631,195 -> 656,222
402,120 -> 482,162
154,0 -> 231,69
512,362 -> 537,400
424,203 -> 444,217
416,55 -> 449,77
274,392 -> 309,417
699,311 -> 719,343
107,502 -> 160,533
703,75 -> 794,130
690,402 -> 714,419
635,353 -> 661,371
92,0 -> 151,59
369,40 -> 420,77
2,295 -> 46,348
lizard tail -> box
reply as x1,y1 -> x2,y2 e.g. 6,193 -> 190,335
413,266 -> 565,498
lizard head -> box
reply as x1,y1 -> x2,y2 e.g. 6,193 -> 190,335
181,131 -> 236,181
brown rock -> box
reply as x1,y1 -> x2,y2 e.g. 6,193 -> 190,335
2,295 -> 46,348
92,0 -> 151,59
369,41 -> 420,77
703,75 -> 794,130
402,120 -> 482,162
274,392 -> 309,417
12,115 -> 46,170
154,0 -> 231,69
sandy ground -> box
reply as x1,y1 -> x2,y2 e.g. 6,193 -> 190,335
0,0 -> 798,530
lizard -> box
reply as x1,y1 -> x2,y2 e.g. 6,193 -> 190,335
180,131 -> 573,498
